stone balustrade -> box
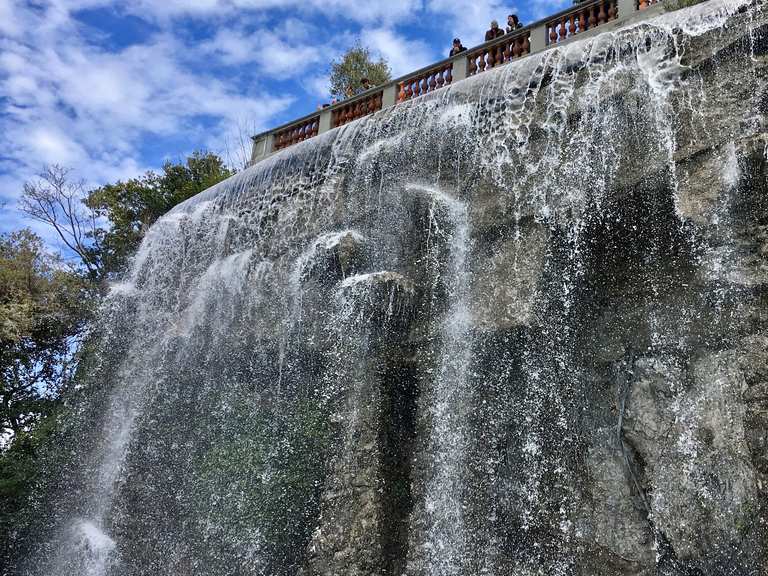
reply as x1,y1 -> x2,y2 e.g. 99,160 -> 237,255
398,62 -> 454,102
467,30 -> 531,75
273,116 -> 320,151
546,0 -> 619,45
332,90 -> 384,128
251,0 -> 663,164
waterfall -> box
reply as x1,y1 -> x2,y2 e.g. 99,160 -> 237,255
16,1 -> 768,574
405,184 -> 472,575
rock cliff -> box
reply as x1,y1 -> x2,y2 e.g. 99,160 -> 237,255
16,0 -> 768,574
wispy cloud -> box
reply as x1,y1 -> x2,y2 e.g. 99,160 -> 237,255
1,0 -> 576,242
0,0 -> 292,231
362,28 -> 436,77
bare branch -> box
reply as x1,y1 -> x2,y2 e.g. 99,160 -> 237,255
20,165 -> 102,277
223,117 -> 257,172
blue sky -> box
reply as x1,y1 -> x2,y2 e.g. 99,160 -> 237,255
0,0 -> 568,242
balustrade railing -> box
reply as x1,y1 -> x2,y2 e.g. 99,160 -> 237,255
467,30 -> 531,76
332,90 -> 384,128
252,0 -> 666,162
274,116 -> 320,151
398,62 -> 453,102
546,0 -> 619,45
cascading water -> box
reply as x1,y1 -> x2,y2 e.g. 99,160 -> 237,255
12,1 -> 768,575
405,184 -> 472,576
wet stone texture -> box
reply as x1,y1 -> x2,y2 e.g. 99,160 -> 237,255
13,1 -> 768,575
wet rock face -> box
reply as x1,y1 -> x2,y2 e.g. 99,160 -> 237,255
16,1 -> 768,575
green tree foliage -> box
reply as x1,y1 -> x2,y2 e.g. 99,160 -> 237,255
1,152 -> 233,561
329,44 -> 391,99
85,151 -> 234,277
0,229 -> 94,553
0,230 -> 91,432
21,152 -> 234,282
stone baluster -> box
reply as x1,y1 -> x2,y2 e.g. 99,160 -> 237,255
608,0 -> 617,19
589,5 -> 598,27
568,14 -> 577,36
598,0 -> 607,23
579,8 -> 588,31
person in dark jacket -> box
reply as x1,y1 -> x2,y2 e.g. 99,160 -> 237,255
506,14 -> 523,32
485,20 -> 504,41
449,38 -> 467,57
360,77 -> 373,91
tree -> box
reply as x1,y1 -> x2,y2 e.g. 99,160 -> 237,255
20,152 -> 234,282
0,229 -> 92,443
0,230 -> 92,563
85,151 -> 234,276
19,166 -> 103,280
1,152 -> 234,565
329,44 -> 391,99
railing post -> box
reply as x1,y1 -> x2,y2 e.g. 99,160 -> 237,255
617,0 -> 637,17
250,133 -> 274,164
382,84 -> 398,108
529,23 -> 549,53
319,108 -> 332,134
451,55 -> 468,82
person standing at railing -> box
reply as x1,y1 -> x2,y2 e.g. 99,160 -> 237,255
506,14 -> 523,32
346,77 -> 374,99
485,20 -> 505,41
449,38 -> 467,57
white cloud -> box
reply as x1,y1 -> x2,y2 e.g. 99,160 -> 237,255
0,0 -> 293,230
121,0 -> 423,26
199,24 -> 325,79
362,28 -> 435,77
0,0 -> 580,244
303,75 -> 332,100
427,0 -> 520,46
0,0 -> 24,37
